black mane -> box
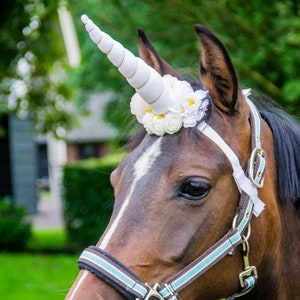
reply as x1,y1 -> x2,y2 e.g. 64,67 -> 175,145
255,95 -> 300,205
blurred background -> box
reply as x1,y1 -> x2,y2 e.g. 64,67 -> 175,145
0,0 -> 299,299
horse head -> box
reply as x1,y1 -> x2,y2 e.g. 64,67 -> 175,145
66,15 -> 300,300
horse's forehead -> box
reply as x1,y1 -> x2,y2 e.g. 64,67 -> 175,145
125,130 -> 226,176
128,133 -> 185,168
133,136 -> 163,180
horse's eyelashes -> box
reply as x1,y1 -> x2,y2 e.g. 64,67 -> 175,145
178,178 -> 212,201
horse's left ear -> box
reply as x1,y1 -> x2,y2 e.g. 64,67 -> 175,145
194,25 -> 238,114
138,29 -> 180,78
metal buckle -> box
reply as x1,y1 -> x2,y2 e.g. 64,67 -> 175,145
249,148 -> 266,188
144,283 -> 165,300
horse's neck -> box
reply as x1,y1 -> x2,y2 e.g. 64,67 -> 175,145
250,202 -> 300,300
279,202 -> 300,299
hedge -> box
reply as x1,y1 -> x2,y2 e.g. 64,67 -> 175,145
0,199 -> 32,251
62,153 -> 125,252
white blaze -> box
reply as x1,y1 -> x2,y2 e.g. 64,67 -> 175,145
68,137 -> 163,299
67,270 -> 89,299
99,137 -> 162,249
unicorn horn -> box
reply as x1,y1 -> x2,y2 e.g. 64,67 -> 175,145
81,14 -> 171,115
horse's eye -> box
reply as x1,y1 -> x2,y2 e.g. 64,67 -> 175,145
178,178 -> 211,201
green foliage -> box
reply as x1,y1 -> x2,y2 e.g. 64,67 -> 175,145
0,0 -> 27,77
0,199 -> 32,251
1,1 -> 299,136
62,153 -> 125,251
69,0 -> 300,131
27,229 -> 68,253
0,0 -> 76,136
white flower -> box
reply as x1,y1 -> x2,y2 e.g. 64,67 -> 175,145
164,75 -> 194,109
142,112 -> 183,135
142,113 -> 166,136
181,91 -> 209,127
130,75 -> 211,136
164,75 -> 193,101
130,93 -> 150,123
164,113 -> 183,134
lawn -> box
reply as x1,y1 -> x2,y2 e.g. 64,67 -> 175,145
0,229 -> 79,299
0,252 -> 78,300
0,229 -> 226,299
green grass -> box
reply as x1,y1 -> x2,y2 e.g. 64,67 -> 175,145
1,229 -> 227,299
0,253 -> 78,299
0,228 -> 80,299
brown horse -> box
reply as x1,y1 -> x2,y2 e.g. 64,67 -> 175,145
66,15 -> 300,300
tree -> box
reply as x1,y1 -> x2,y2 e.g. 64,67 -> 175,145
0,0 -> 75,136
69,0 -> 300,131
1,1 -> 299,136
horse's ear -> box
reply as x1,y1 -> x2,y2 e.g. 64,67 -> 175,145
194,25 -> 238,114
138,29 -> 180,78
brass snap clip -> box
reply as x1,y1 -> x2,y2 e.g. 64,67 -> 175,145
239,237 -> 258,290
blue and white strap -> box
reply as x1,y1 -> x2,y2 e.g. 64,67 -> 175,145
78,198 -> 253,300
78,246 -> 149,300
78,228 -> 243,300
197,98 -> 265,217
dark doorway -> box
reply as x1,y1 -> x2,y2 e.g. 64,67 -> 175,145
0,116 -> 12,197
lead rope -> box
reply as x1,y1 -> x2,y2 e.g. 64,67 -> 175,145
78,98 -> 266,300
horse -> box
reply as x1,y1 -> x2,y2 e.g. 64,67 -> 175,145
66,15 -> 300,300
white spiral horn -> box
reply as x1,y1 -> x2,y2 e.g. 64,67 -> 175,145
81,14 -> 171,115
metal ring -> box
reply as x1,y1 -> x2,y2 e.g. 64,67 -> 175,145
232,215 -> 251,241
232,214 -> 238,229
244,223 -> 251,241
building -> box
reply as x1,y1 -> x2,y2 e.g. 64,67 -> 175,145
0,93 -> 117,213
0,115 -> 38,212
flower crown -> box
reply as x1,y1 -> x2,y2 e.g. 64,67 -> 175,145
81,15 -> 251,137
130,75 -> 210,136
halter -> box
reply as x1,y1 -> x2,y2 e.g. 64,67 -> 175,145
77,97 -> 266,299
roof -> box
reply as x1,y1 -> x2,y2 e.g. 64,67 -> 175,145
66,93 -> 117,143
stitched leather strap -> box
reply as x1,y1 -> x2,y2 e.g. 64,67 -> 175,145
78,246 -> 149,299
